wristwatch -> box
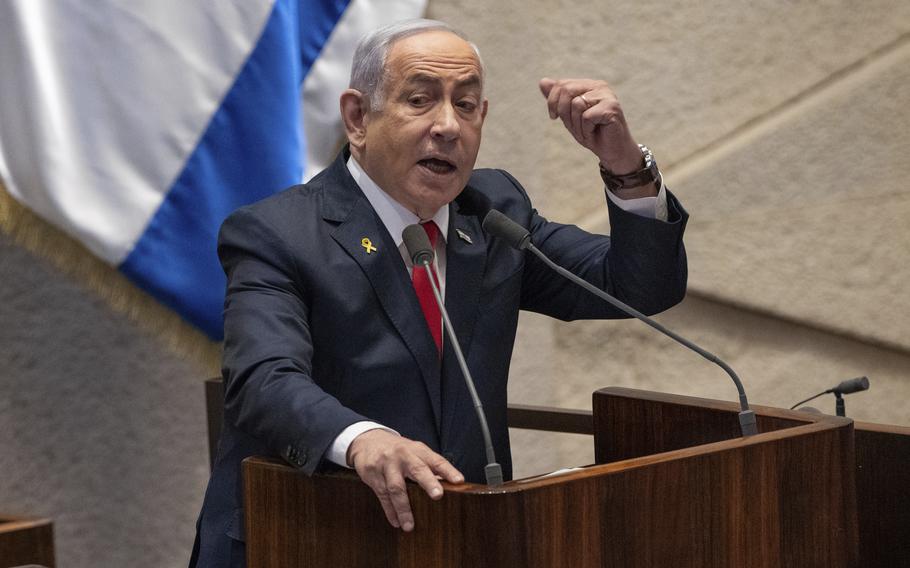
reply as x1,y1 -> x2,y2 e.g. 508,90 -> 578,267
599,144 -> 661,191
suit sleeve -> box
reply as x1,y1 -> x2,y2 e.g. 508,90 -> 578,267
496,170 -> 689,320
218,207 -> 368,475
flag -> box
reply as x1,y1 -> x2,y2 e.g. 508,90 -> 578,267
0,0 -> 426,340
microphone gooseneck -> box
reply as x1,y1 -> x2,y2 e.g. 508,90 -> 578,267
402,224 -> 504,486
482,209 -> 759,438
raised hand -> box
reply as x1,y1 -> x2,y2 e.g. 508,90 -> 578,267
539,77 -> 647,179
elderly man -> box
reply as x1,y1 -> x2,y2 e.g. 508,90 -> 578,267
191,18 -> 687,568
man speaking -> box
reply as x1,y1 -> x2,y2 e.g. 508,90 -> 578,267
191,18 -> 687,567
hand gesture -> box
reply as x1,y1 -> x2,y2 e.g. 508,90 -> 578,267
539,77 -> 644,176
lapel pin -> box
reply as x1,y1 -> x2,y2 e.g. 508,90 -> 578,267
361,237 -> 377,254
456,229 -> 473,244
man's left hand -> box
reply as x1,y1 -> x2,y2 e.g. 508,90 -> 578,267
539,77 -> 646,179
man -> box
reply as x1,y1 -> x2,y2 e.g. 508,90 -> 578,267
191,19 -> 687,567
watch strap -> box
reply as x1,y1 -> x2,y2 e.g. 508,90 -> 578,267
599,144 -> 661,191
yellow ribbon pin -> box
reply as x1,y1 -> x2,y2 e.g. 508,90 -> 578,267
361,237 -> 377,254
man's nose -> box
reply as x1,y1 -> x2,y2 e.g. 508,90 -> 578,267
430,102 -> 460,141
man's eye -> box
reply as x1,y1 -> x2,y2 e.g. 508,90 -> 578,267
408,95 -> 430,106
457,100 -> 477,112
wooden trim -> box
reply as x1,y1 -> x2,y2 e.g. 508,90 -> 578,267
855,419 -> 910,434
506,404 -> 593,434
0,516 -> 55,568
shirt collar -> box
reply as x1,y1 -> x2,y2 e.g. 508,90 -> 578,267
347,155 -> 449,247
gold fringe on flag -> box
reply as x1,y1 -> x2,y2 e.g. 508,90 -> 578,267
0,182 -> 221,375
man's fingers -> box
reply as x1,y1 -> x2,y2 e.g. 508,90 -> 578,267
365,465 -> 415,531
570,95 -> 589,141
351,432 -> 466,531
582,103 -> 610,136
545,80 -> 562,120
383,465 -> 415,531
407,461 -> 445,500
359,464 -> 402,528
372,486 -> 401,528
424,452 -> 465,485
582,104 -> 599,135
538,77 -> 555,99
555,86 -> 575,130
405,447 -> 464,500
546,79 -> 583,121
543,79 -> 607,147
581,100 -> 626,139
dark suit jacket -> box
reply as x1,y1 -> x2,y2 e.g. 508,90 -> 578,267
190,148 -> 688,567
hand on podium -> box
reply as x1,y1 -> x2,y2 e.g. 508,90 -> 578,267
347,429 -> 464,531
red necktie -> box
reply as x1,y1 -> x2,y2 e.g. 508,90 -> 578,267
412,221 -> 442,354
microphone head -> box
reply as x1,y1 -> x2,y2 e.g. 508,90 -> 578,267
831,376 -> 870,395
455,187 -> 492,218
481,209 -> 530,250
402,224 -> 434,266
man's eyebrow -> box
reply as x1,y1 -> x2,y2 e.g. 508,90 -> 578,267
456,74 -> 483,90
404,72 -> 482,90
404,72 -> 441,87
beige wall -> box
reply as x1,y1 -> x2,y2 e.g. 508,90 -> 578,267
1,2 -> 908,565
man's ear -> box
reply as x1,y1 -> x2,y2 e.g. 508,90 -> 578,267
340,89 -> 369,149
481,98 -> 489,121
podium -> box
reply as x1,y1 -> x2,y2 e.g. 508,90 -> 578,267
241,388 -> 860,567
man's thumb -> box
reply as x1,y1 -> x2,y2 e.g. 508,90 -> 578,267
539,77 -> 555,97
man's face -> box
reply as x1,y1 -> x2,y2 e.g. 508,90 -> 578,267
355,31 -> 487,219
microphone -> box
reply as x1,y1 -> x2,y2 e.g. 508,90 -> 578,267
831,376 -> 870,395
402,224 -> 434,266
402,224 -> 504,486
481,210 -> 760,438
791,376 -> 869,417
482,210 -> 531,250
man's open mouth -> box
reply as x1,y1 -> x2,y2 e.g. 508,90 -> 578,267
418,158 -> 456,175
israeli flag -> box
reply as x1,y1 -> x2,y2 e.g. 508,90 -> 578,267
0,0 -> 425,339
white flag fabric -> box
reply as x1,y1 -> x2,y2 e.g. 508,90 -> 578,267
0,0 -> 426,339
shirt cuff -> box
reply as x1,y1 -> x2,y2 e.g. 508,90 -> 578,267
325,421 -> 399,468
605,179 -> 669,222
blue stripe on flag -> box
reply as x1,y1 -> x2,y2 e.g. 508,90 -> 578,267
120,0 -> 351,339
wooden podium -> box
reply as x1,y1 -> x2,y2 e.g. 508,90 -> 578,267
242,388 -> 860,567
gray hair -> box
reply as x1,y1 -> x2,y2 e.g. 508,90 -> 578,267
349,18 -> 485,111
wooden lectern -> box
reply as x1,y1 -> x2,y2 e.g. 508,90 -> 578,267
242,388 -> 859,567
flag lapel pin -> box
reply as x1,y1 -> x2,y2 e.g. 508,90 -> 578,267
456,229 -> 473,244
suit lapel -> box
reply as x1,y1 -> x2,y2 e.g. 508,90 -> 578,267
440,195 -> 488,445
325,157 -> 443,434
